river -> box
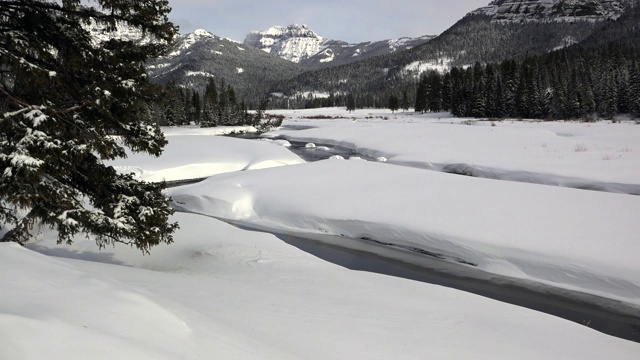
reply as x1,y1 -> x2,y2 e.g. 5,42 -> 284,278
214,132 -> 640,343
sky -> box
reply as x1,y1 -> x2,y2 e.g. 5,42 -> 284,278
168,0 -> 491,43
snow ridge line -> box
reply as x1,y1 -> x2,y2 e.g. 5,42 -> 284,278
170,200 -> 640,312
274,135 -> 640,195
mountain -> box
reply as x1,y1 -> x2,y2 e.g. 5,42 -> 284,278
243,24 -> 327,63
143,24 -> 433,101
269,0 -> 633,103
471,0 -> 626,22
146,29 -> 301,99
243,24 -> 435,69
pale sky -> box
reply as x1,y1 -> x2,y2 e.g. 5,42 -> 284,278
168,0 -> 491,43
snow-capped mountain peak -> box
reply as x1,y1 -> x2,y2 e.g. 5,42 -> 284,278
191,28 -> 215,38
243,24 -> 327,63
243,24 -> 435,67
165,29 -> 217,57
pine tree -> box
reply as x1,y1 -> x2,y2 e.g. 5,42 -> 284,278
629,61 -> 640,117
192,91 -> 202,124
346,93 -> 356,112
471,62 -> 486,118
388,94 -> 399,113
0,0 -> 179,251
414,76 -> 427,113
164,88 -> 187,125
401,89 -> 410,112
441,72 -> 453,112
425,71 -> 443,113
183,89 -> 194,124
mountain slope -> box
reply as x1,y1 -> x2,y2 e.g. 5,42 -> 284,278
243,24 -> 327,63
270,0 -> 631,99
472,0 -> 626,22
243,24 -> 435,70
147,29 -> 302,99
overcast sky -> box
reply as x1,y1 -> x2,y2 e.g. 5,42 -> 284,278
168,0 -> 491,43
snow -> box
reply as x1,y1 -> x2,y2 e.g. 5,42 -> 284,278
245,24 -> 326,63
388,37 -> 412,52
405,57 -> 453,75
168,158 -> 640,305
318,49 -> 335,63
108,126 -> 303,182
236,67 -> 244,73
163,109 -> 640,304
267,109 -> 640,186
3,110 -> 640,358
296,91 -> 332,99
185,70 -> 214,78
5,213 -> 638,359
166,29 -> 215,58
471,0 -> 624,23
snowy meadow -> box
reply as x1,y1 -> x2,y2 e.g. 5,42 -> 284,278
3,109 -> 640,359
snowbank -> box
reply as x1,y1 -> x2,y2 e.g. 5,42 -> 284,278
7,213 -> 638,359
268,109 -> 640,187
168,160 -> 640,306
0,243 -> 192,360
109,131 -> 303,182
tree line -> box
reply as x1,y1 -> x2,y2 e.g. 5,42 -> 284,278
150,78 -> 271,127
414,43 -> 640,120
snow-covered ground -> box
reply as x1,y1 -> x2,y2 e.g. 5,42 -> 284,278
168,156 -> 640,306
109,125 -> 303,182
3,111 -> 640,358
267,109 -> 640,191
4,213 -> 639,359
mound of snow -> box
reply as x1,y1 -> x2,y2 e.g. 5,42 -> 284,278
109,133 -> 303,182
14,213 -> 640,359
167,160 -> 640,306
0,243 -> 192,360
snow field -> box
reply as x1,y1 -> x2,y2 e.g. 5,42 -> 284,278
5,213 -> 639,359
167,158 -> 640,306
109,126 -> 303,182
4,109 -> 640,358
267,109 -> 640,186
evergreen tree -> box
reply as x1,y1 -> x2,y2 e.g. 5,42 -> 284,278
401,89 -> 410,112
164,83 -> 187,126
425,71 -> 443,112
388,94 -> 399,113
441,72 -> 453,112
599,67 -> 619,119
629,61 -> 640,117
346,93 -> 356,112
183,89 -> 194,124
192,91 -> 202,124
471,62 -> 485,118
0,0 -> 178,250
414,76 -> 427,113
203,78 -> 219,125
449,67 -> 465,116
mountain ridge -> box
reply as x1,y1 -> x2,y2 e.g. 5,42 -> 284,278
266,0 -> 634,108
140,0 -> 636,108
243,23 -> 435,69
471,0 -> 627,22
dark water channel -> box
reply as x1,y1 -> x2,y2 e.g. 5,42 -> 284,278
285,140 -> 378,162
222,133 -> 640,343
226,131 -> 377,162
274,232 -> 640,343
